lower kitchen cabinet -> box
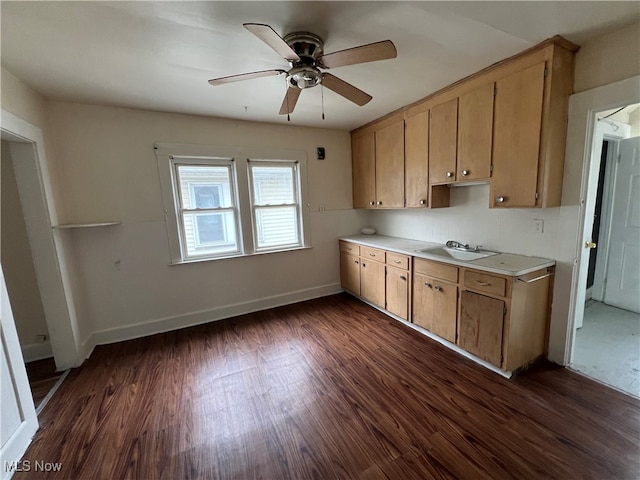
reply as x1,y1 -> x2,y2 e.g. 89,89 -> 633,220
340,251 -> 361,296
360,255 -> 385,308
339,239 -> 554,374
458,291 -> 505,367
413,272 -> 457,343
459,267 -> 553,371
339,241 -> 411,319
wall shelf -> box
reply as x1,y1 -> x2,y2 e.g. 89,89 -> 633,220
52,221 -> 121,229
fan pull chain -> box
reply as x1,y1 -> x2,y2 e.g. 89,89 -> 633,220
285,77 -> 291,122
321,84 -> 325,120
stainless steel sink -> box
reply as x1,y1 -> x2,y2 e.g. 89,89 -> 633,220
416,246 -> 499,261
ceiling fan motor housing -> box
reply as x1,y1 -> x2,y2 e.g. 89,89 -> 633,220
284,32 -> 325,89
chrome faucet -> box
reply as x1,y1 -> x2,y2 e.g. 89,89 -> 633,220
446,240 -> 469,250
445,240 -> 483,252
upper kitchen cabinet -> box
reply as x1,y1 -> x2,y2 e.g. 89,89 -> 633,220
351,36 -> 578,210
490,41 -> 577,208
429,83 -> 494,185
404,110 -> 429,207
375,118 -> 405,208
457,82 -> 494,182
491,63 -> 545,208
352,130 -> 376,208
352,114 -> 404,209
429,98 -> 458,185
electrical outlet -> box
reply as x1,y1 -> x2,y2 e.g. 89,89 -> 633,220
318,204 -> 326,213
533,219 -> 544,234
35,334 -> 48,343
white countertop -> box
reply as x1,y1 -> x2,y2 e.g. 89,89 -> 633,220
340,234 -> 555,276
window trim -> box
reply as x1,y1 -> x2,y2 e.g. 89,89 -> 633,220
155,143 -> 311,264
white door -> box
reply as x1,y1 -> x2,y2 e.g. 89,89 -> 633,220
0,267 -> 38,479
604,137 -> 640,313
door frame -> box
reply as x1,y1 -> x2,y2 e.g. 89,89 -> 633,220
556,75 -> 640,366
1,109 -> 82,370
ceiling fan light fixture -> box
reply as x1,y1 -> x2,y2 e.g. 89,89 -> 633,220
287,66 -> 322,89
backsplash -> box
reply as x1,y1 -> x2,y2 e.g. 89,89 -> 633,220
366,184 -> 562,259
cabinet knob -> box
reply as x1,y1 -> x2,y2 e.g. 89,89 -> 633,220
446,172 -> 454,178
400,275 -> 407,281
393,259 -> 401,264
462,170 -> 469,176
495,196 -> 506,203
377,201 -> 382,206
369,201 -> 375,206
354,260 -> 359,265
424,282 -> 432,288
419,199 -> 426,206
434,285 -> 443,292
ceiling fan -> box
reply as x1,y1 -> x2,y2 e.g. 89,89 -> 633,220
208,23 -> 397,117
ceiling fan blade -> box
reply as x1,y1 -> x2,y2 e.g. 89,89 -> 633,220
279,87 -> 302,115
321,73 -> 372,106
319,40 -> 397,69
244,23 -> 301,62
208,69 -> 285,86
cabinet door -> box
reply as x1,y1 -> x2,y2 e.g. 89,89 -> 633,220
386,266 -> 409,320
491,62 -> 545,208
429,98 -> 458,184
340,252 -> 361,296
412,273 -> 457,343
457,83 -> 494,181
375,120 -> 405,208
458,291 -> 504,367
352,131 -> 376,208
405,111 -> 429,207
360,260 -> 385,307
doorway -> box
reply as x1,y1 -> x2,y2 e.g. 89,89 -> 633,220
570,104 -> 640,397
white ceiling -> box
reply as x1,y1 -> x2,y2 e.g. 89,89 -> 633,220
2,1 -> 639,131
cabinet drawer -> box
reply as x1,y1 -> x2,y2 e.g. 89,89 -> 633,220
361,246 -> 385,262
464,270 -> 507,297
414,258 -> 458,283
386,252 -> 410,270
340,241 -> 360,255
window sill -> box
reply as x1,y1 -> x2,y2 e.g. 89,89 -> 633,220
169,245 -> 312,266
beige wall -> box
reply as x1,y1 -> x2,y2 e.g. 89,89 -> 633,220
45,102 -> 365,343
1,140 -> 49,347
574,21 -> 640,93
1,68 -> 65,215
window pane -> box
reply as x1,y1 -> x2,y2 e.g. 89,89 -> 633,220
255,206 -> 299,249
251,166 -> 294,205
177,165 -> 233,208
182,211 -> 238,257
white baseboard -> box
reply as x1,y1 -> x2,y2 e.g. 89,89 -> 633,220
21,342 -> 53,363
90,283 -> 342,347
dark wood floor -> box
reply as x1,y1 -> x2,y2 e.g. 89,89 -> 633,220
16,293 -> 640,479
25,357 -> 64,409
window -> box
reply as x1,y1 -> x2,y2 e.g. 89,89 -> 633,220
174,162 -> 240,259
156,143 -> 309,263
249,161 -> 301,251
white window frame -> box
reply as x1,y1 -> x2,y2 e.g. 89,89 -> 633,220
248,159 -> 303,252
172,158 -> 241,260
155,143 -> 311,264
